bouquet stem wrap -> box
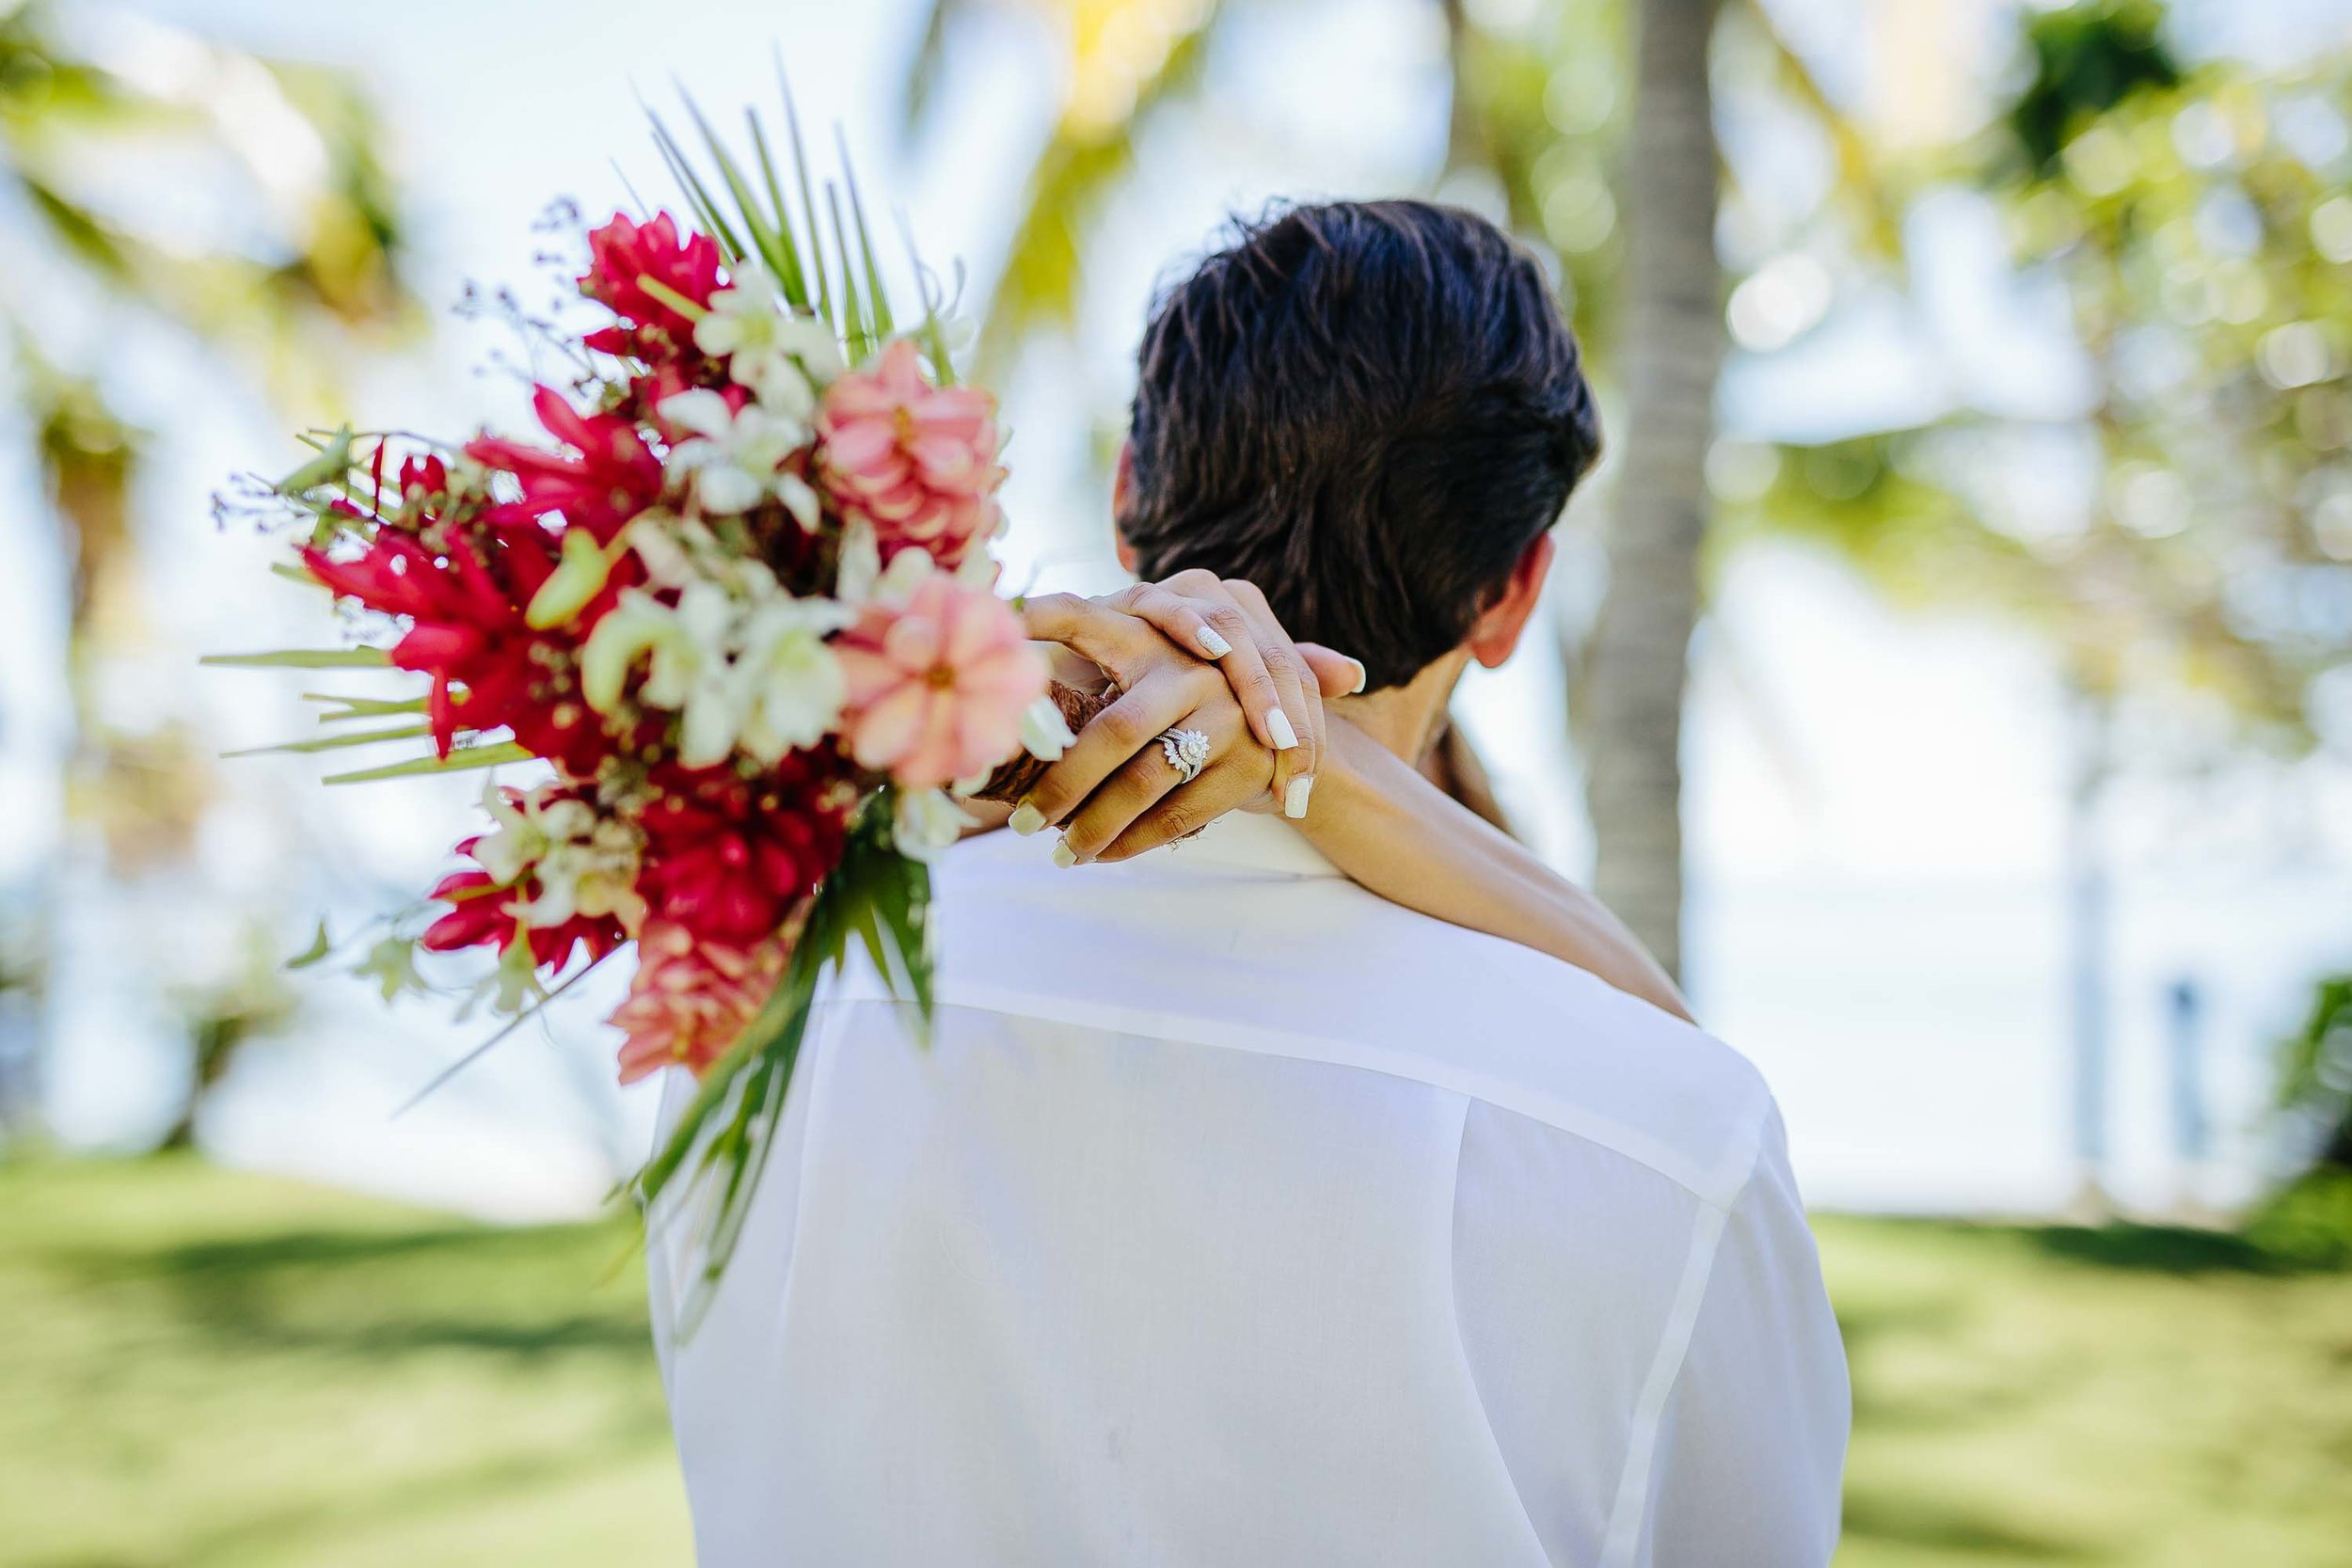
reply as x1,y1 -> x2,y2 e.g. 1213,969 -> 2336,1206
970,680 -> 1111,804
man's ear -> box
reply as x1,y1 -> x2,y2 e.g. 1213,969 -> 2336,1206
1466,531 -> 1555,670
1111,441 -> 1139,575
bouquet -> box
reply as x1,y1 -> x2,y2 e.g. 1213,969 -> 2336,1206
208,92 -> 1075,1315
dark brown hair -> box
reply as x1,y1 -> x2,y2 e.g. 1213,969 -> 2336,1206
1121,199 -> 1600,689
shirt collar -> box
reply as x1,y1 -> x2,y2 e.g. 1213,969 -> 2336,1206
1165,812 -> 1343,879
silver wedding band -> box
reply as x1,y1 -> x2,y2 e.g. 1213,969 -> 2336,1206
1157,727 -> 1211,784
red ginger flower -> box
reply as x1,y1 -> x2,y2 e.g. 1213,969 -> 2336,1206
609,918 -> 787,1084
300,520 -> 621,769
579,212 -> 723,364
420,782 -> 640,970
303,528 -> 519,755
421,868 -> 628,970
633,756 -> 852,946
465,386 -> 664,544
818,339 -> 1005,568
399,453 -> 448,495
395,453 -> 452,514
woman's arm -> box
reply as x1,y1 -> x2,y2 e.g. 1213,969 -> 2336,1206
1305,716 -> 1690,1022
1002,584 -> 1692,1023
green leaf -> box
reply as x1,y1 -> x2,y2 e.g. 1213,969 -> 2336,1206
302,691 -> 427,721
648,111 -> 748,261
903,226 -> 957,384
837,133 -> 894,341
269,562 -> 327,589
897,0 -> 962,134
275,426 -> 358,497
285,919 -> 334,971
223,723 -> 432,759
842,796 -> 934,1041
392,954 -> 613,1116
634,276 -> 708,323
354,934 -> 428,1004
777,60 -> 834,331
322,740 -> 531,784
745,109 -> 810,309
827,182 -> 872,362
202,648 -> 392,670
678,89 -> 796,288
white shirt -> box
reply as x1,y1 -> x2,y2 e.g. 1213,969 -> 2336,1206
651,814 -> 1850,1567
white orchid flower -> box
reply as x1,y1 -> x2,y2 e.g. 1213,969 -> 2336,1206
660,388 -> 810,517
834,517 -> 882,605
471,780 -> 548,885
675,661 -> 754,769
584,557 -> 855,768
777,469 -> 822,531
693,263 -> 845,393
735,347 -> 818,422
776,311 -> 847,385
732,595 -> 855,764
954,541 -> 1003,590
838,536 -> 940,609
894,787 -> 977,859
521,816 -> 648,934
691,262 -> 789,358
1018,695 -> 1078,763
466,782 -> 646,933
580,582 -> 730,717
614,510 -> 697,589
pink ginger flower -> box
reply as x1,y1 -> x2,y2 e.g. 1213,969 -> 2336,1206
609,919 -> 788,1084
818,339 -> 1004,567
833,571 -> 1045,790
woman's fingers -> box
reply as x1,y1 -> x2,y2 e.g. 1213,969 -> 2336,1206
1016,573 -> 1362,847
1106,581 -> 1242,663
1058,686 -> 1261,864
1013,666 -> 1212,832
1298,642 -> 1369,698
1094,752 -> 1267,863
1016,592 -> 1157,689
1108,582 -> 1301,757
1220,578 -> 1320,818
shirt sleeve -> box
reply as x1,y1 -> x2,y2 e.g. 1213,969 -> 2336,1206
1644,1102 -> 1851,1567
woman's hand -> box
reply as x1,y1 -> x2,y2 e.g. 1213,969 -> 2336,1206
1014,574 -> 1363,863
1009,575 -> 1691,1020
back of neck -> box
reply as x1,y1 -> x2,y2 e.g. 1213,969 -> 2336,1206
1330,649 -> 1470,764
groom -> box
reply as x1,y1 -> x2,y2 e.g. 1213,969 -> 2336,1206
652,201 -> 1849,1565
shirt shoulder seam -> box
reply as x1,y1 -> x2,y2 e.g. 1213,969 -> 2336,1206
823,974 -> 1768,1211
1593,1100 -> 1776,1568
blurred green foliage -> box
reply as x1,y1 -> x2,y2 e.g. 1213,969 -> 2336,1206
1713,1 -> 2352,751
0,1158 -> 687,1567
1,0 -> 420,1140
2251,976 -> 2352,1267
2008,0 -> 2183,171
4,1157 -> 2348,1566
1830,1214 -> 2352,1567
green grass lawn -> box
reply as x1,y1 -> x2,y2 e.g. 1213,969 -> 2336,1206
2,1156 -> 2347,1566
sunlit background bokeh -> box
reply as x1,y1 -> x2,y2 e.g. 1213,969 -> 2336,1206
4,0 -> 2350,1563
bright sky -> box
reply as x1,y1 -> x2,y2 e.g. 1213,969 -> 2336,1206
4,0 -> 2348,1217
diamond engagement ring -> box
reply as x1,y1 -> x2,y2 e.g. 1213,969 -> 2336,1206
1157,727 -> 1211,784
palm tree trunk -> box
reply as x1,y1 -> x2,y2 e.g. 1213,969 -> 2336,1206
1581,0 -> 1723,984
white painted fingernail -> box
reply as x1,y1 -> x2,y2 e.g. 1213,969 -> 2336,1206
1052,839 -> 1078,868
1346,658 -> 1368,695
1009,802 -> 1047,836
1267,708 -> 1299,751
1284,774 -> 1315,820
1197,626 -> 1232,658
